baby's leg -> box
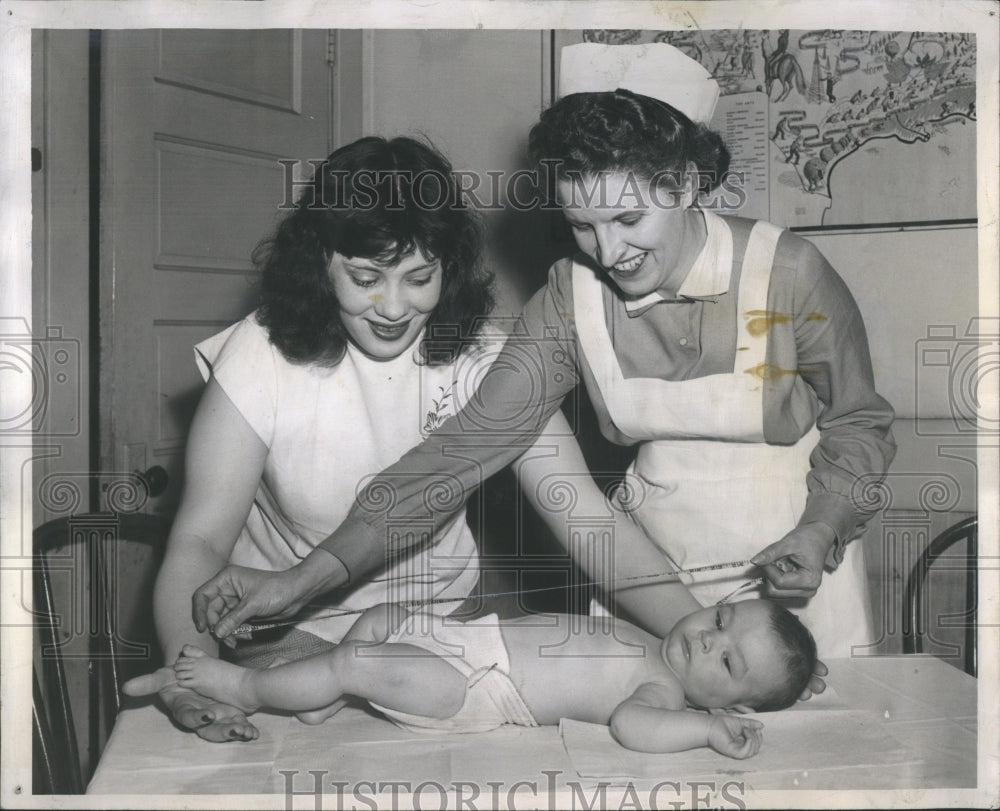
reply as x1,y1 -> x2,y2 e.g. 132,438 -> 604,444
343,603 -> 410,643
295,604 -> 408,725
174,636 -> 468,722
173,644 -> 350,715
294,699 -> 350,726
335,638 -> 468,720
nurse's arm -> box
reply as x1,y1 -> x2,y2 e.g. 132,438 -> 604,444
514,411 -> 701,636
208,280 -> 578,628
792,241 -> 896,563
196,339 -> 570,636
311,305 -> 577,584
752,241 -> 895,599
751,522 -> 836,598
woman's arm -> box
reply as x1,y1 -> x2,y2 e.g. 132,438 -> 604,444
158,379 -> 265,657
151,378 -> 268,741
514,411 -> 700,636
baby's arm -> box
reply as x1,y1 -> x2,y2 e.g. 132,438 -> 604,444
609,682 -> 763,759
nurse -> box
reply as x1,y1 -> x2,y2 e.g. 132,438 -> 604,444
195,44 -> 895,660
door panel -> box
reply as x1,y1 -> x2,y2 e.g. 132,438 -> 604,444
157,30 -> 301,108
154,138 -> 288,271
101,29 -> 332,514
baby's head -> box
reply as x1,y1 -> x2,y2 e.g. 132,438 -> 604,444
662,599 -> 816,713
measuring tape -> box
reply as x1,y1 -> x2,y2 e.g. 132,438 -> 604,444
228,558 -> 758,636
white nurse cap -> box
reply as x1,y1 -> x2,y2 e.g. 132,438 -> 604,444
558,42 -> 721,124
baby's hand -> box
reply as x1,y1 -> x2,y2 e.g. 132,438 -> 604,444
707,714 -> 763,759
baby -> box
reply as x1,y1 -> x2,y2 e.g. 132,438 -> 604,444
126,599 -> 815,759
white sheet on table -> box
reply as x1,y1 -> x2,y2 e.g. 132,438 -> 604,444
559,709 -> 921,784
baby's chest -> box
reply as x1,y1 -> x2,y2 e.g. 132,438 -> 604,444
572,641 -> 676,698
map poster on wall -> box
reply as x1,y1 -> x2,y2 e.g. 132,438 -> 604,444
553,29 -> 977,232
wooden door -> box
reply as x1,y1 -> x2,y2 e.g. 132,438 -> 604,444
100,29 -> 334,514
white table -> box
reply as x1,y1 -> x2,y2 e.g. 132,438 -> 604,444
87,655 -> 979,804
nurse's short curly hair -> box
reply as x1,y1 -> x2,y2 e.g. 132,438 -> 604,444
527,90 -> 731,196
754,601 -> 817,712
256,136 -> 493,366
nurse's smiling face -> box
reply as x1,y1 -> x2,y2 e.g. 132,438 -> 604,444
557,170 -> 703,299
329,246 -> 443,361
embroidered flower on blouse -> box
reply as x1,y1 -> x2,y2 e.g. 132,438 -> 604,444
422,385 -> 455,435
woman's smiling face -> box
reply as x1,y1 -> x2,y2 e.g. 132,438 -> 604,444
557,170 -> 699,299
328,246 -> 443,361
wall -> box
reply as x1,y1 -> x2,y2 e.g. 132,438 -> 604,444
809,226 -> 979,521
810,227 -> 978,422
809,227 -> 979,658
351,29 -> 563,315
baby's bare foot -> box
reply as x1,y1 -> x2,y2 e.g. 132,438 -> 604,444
173,644 -> 260,713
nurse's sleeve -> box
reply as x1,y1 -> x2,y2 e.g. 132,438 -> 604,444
793,242 -> 896,564
318,273 -> 581,581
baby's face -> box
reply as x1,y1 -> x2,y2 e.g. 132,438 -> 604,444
661,601 -> 786,711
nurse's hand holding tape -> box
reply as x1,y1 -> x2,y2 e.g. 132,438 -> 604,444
195,43 -> 895,666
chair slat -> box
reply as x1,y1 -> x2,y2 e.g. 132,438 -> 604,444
902,516 -> 978,677
32,513 -> 169,793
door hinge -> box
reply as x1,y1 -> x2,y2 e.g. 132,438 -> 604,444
326,30 -> 336,67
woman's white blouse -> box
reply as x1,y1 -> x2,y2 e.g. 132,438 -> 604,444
195,313 -> 490,641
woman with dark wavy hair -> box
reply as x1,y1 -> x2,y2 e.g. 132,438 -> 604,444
255,136 -> 491,367
195,45 -> 894,685
145,136 -> 501,743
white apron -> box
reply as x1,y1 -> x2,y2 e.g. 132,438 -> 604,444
573,219 -> 873,657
